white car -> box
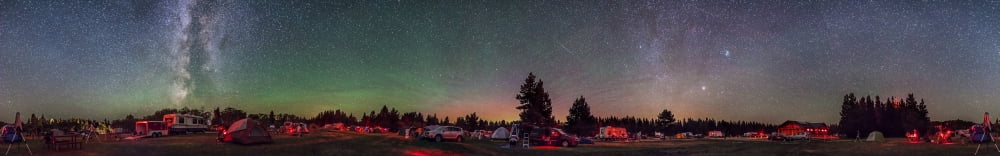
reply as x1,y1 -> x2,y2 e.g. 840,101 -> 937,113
422,126 -> 465,142
785,132 -> 811,140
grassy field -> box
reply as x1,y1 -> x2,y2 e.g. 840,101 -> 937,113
6,131 -> 1000,156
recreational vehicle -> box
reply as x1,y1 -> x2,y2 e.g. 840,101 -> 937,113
598,126 -> 628,141
162,114 -> 210,134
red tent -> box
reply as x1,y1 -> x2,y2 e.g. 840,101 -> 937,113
224,119 -> 273,144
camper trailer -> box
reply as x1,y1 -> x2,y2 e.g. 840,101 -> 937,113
708,131 -> 725,138
598,126 -> 628,141
135,121 -> 168,137
163,114 -> 210,134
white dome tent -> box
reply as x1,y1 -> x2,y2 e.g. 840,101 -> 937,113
491,127 -> 510,140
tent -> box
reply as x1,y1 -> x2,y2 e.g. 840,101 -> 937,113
224,119 -> 273,144
323,123 -> 345,131
865,131 -> 885,142
3,112 -> 23,142
2,125 -> 23,142
971,124 -> 993,143
491,127 -> 510,140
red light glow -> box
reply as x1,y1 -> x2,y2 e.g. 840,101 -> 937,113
403,150 -> 466,156
533,146 -> 560,150
406,151 -> 430,156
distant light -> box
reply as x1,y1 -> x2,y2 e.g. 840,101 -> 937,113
701,86 -> 706,91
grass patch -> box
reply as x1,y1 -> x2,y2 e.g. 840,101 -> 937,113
7,133 -> 998,156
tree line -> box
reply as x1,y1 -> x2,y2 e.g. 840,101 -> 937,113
310,105 -> 515,132
838,93 -> 931,138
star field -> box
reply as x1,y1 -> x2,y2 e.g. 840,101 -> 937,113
1,0 -> 999,123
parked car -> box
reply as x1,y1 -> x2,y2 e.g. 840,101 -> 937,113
526,127 -> 577,147
693,134 -> 705,138
422,126 -> 465,142
785,132 -> 811,140
768,132 -> 786,141
708,131 -> 725,138
676,132 -> 696,139
744,131 -> 767,138
578,136 -> 595,144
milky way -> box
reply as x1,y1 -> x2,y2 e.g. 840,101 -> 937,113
1,1 -> 999,124
165,0 -> 229,107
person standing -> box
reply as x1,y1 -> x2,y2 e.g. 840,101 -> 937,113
296,124 -> 305,137
416,128 -> 423,139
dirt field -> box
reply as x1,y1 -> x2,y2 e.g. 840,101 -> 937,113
7,132 -> 1000,156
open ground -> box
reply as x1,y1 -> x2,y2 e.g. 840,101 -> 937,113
7,131 -> 1000,156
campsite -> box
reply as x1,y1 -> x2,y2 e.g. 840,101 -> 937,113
5,129 -> 1000,156
3,1 -> 1000,156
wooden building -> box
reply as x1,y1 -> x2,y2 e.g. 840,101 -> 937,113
778,120 -> 828,136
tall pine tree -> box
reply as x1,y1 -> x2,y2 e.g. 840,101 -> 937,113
566,96 -> 597,136
839,93 -> 861,138
515,73 -> 555,127
656,109 -> 676,135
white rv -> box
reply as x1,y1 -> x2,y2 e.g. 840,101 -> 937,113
162,114 -> 210,134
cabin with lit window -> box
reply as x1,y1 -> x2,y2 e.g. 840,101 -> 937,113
778,120 -> 828,136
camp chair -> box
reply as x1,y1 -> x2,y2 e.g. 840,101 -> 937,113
3,127 -> 32,155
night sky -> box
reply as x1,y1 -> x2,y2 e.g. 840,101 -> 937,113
1,0 -> 999,124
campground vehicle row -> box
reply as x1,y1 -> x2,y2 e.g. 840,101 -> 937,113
420,124 -> 577,147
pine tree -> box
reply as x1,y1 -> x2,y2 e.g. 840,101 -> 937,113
656,109 -> 676,135
917,99 -> 930,134
515,73 -> 555,127
269,111 -> 276,126
838,93 -> 860,138
29,113 -> 38,128
456,117 -> 466,129
566,96 -> 597,136
212,107 -> 222,126
427,114 -> 439,125
377,105 -> 390,128
462,112 -> 480,130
